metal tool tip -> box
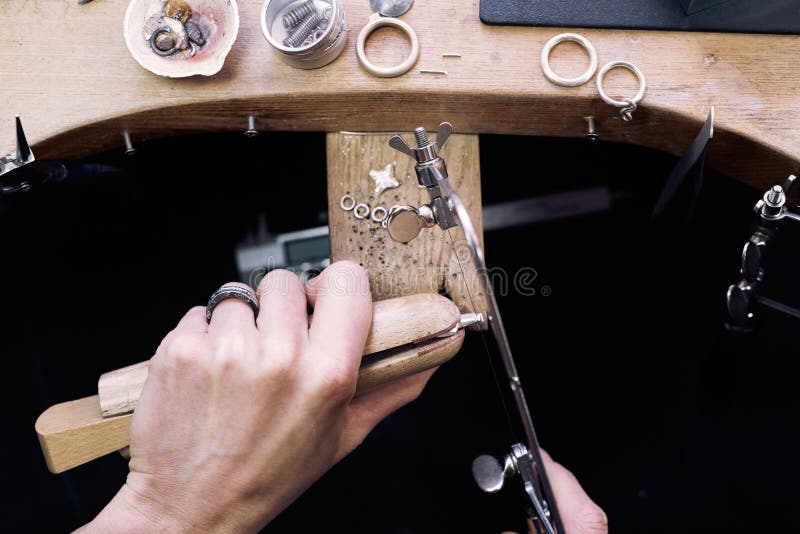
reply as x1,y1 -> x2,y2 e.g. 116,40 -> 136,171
15,115 -> 32,163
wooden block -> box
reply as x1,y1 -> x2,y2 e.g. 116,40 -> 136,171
35,395 -> 132,474
326,132 -> 487,321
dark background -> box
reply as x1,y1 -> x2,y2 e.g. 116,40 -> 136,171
2,131 -> 799,532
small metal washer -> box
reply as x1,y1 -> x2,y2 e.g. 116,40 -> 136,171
540,33 -> 598,87
596,60 -> 647,108
371,206 -> 388,223
354,203 -> 371,219
340,194 -> 357,211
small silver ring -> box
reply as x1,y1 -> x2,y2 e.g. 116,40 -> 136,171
371,206 -> 388,223
596,60 -> 647,108
354,203 -> 371,219
340,194 -> 356,211
206,285 -> 259,323
540,33 -> 598,87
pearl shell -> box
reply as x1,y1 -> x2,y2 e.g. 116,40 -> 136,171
125,0 -> 240,78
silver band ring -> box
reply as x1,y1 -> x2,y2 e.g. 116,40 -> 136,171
340,194 -> 356,211
354,203 -> 371,219
371,206 -> 388,223
356,13 -> 420,78
206,285 -> 260,323
540,33 -> 598,87
596,60 -> 647,108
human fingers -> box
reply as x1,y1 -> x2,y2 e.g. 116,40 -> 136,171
206,282 -> 259,336
540,449 -> 608,534
304,261 -> 372,390
256,269 -> 309,345
173,305 -> 208,333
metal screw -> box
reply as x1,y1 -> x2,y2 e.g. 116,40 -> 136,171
767,185 -> 784,205
584,116 -> 599,142
123,131 -> 136,156
244,116 -> 258,138
414,126 -> 430,147
783,174 -> 797,193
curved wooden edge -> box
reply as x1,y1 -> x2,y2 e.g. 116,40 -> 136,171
25,94 -> 795,193
367,293 -> 461,352
3,0 -> 798,190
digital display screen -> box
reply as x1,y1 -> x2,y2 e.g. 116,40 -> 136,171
285,235 -> 330,265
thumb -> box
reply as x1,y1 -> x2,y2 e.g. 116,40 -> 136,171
540,449 -> 608,534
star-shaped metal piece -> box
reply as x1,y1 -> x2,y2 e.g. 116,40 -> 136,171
370,163 -> 401,197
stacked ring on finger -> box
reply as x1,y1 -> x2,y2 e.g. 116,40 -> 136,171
206,285 -> 260,323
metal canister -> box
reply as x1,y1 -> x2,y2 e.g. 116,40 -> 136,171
260,0 -> 347,70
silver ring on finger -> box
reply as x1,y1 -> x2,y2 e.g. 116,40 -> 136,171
206,285 -> 260,323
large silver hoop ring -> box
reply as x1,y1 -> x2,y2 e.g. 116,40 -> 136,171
540,33 -> 598,87
596,60 -> 647,108
206,285 -> 260,323
356,13 -> 420,78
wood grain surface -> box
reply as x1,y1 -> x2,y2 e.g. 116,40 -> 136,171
327,132 -> 487,317
0,1 -> 798,189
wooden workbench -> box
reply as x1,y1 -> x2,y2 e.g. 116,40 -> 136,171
1,1 -> 798,189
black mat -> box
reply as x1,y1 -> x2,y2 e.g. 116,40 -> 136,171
480,0 -> 800,35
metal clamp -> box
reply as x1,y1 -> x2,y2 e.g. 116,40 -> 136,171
540,33 -> 598,87
726,175 -> 800,330
356,13 -> 420,78
596,61 -> 646,121
388,122 -> 458,233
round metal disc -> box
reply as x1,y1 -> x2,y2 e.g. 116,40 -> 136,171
369,0 -> 414,17
472,455 -> 505,493
386,206 -> 422,243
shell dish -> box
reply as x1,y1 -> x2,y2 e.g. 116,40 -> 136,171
124,0 -> 239,78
